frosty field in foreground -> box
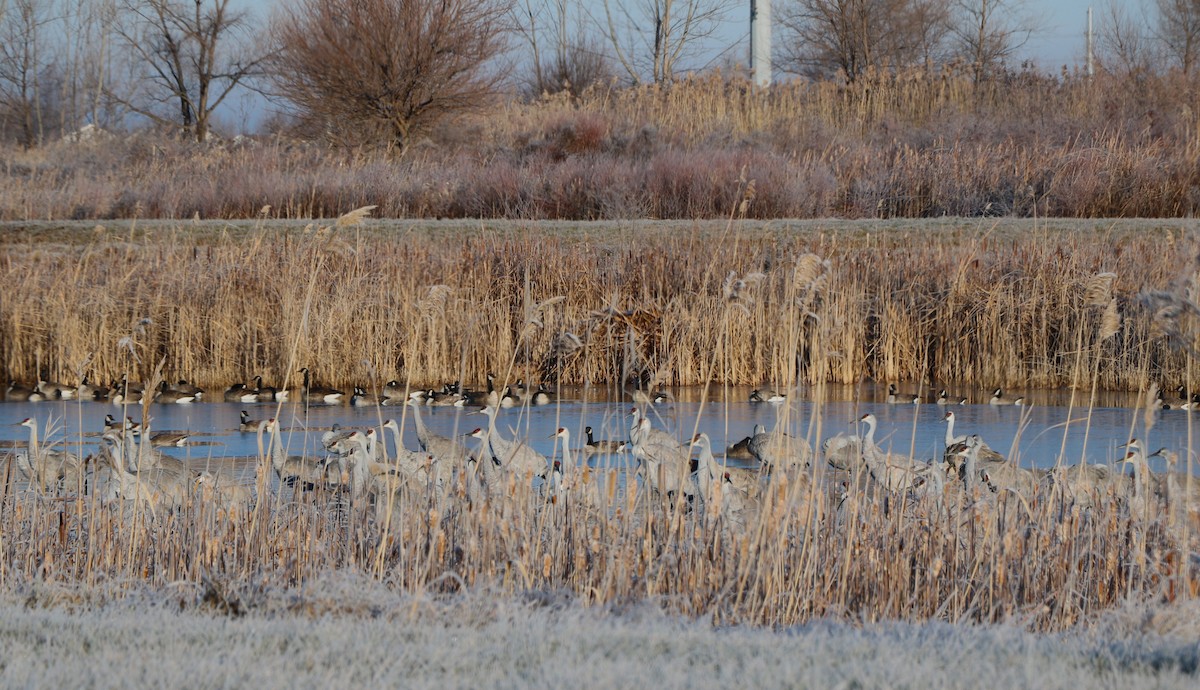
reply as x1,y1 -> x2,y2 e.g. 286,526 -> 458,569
1,582 -> 1197,689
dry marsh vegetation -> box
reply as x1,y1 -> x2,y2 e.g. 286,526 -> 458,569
2,581 -> 1199,688
1,218 -> 1199,392
3,70 -> 1200,220
2,217 -> 1200,638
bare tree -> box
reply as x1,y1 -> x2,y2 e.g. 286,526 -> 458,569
1097,0 -> 1158,76
949,0 -> 1036,82
111,0 -> 266,141
0,0 -> 57,145
598,0 -> 733,83
514,0 -> 613,96
780,0 -> 951,82
1155,0 -> 1200,74
270,0 -> 512,151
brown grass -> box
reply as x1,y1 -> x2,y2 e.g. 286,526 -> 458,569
3,217 -> 1199,635
0,218 -> 1198,393
2,68 -> 1200,220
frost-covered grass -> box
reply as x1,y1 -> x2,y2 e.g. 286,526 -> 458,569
0,580 -> 1197,689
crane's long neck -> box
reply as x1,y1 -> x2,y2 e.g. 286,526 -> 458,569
559,431 -> 574,473
25,422 -> 39,459
862,418 -> 876,449
367,431 -> 379,461
964,443 -> 980,491
351,437 -> 370,498
944,416 -> 955,446
697,440 -> 717,500
269,423 -> 284,471
387,424 -> 403,459
123,431 -> 140,473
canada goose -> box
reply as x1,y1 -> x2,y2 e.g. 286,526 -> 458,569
887,383 -> 919,404
531,384 -> 554,406
168,379 -> 203,399
149,430 -> 190,447
104,414 -> 122,431
299,367 -> 344,405
936,389 -> 967,405
748,389 -> 785,404
724,435 -> 756,461
37,378 -> 76,400
460,373 -> 498,407
110,376 -> 144,405
253,375 -> 287,402
238,410 -> 258,432
154,381 -> 196,404
223,383 -> 258,403
583,426 -> 625,455
474,405 -> 549,478
425,387 -> 464,406
6,381 -> 46,402
382,379 -> 408,401
511,379 -> 529,400
77,376 -> 107,401
988,388 -> 1024,406
350,386 -> 383,407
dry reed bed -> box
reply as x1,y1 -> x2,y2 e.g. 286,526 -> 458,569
2,71 -> 1200,220
1,219 -> 1197,393
0,447 -> 1192,633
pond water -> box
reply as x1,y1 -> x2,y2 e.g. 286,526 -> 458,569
2,384 -> 1198,479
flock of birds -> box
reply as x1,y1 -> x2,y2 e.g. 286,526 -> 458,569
3,369 -> 557,409
5,373 -> 1200,532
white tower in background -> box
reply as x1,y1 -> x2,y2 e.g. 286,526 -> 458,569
750,0 -> 771,87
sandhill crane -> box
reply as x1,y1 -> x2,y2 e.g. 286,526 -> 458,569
941,410 -> 993,468
692,432 -> 769,498
630,415 -> 692,499
1042,456 -> 1129,508
405,398 -> 471,464
747,423 -> 811,474
299,367 -> 344,404
1148,447 -> 1200,527
15,417 -> 85,492
887,383 -> 919,404
989,388 -> 1024,406
475,405 -> 549,478
379,419 -> 451,487
261,419 -> 329,491
194,473 -> 252,514
857,414 -> 936,494
99,430 -> 187,515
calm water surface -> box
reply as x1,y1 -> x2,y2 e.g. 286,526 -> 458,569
2,385 -> 1198,477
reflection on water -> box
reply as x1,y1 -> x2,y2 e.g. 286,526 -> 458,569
1,385 -> 1198,478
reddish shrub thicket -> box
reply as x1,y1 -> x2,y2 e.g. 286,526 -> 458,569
3,69 -> 1200,220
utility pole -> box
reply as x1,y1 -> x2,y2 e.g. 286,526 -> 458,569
750,0 -> 771,87
1086,5 -> 1094,77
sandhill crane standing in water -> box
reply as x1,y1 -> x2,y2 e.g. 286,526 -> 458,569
15,417 -> 85,493
474,405 -> 549,478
